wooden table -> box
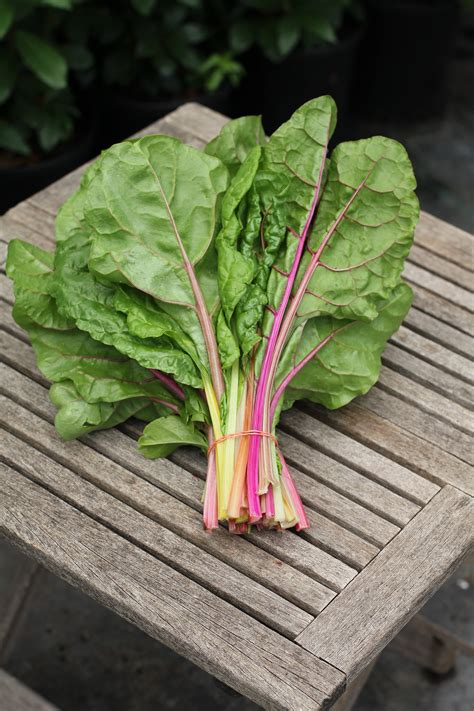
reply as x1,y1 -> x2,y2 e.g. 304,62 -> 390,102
0,103 -> 473,711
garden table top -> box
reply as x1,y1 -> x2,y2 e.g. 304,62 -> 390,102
0,103 -> 473,710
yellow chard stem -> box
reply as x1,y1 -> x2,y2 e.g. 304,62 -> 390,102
202,374 -> 226,518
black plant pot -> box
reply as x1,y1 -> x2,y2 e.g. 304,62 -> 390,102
0,121 -> 97,215
239,25 -> 362,137
100,86 -> 232,148
354,0 -> 460,122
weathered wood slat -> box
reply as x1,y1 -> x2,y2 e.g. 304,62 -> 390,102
6,201 -> 55,240
276,431 -> 420,526
377,368 -> 473,435
409,283 -> 473,335
0,465 -> 345,711
296,511 -> 378,571
0,238 -> 7,271
359,386 -> 473,464
403,306 -> 474,359
408,243 -> 473,291
382,343 -> 473,409
393,326 -> 473,383
0,273 -> 13,304
279,409 -> 439,506
403,261 -> 473,312
296,486 -> 474,683
413,210 -> 474,270
0,670 -> 59,711
1,307 -> 25,343
309,402 -> 474,496
0,426 -> 315,637
0,387 -> 339,612
0,213 -> 53,252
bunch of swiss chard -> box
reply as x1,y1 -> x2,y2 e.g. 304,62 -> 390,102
7,96 -> 419,533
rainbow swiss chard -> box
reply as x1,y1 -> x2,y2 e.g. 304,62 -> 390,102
6,96 -> 419,534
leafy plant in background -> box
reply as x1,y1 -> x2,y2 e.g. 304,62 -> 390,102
7,95 -> 419,533
95,0 -> 243,99
229,0 -> 359,62
0,0 -> 95,158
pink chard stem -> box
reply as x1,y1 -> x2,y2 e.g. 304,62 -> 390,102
270,325 -> 350,421
280,452 -> 309,531
247,145 -> 329,519
150,369 -> 186,401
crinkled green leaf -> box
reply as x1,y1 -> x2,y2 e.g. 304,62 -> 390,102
53,168 -> 202,387
215,146 -> 261,323
85,135 -> 229,370
283,283 -> 413,411
113,286 -> 199,363
13,315 -> 181,406
6,240 -> 74,330
297,137 -> 419,322
138,415 -> 207,459
216,309 -> 239,370
50,381 -> 159,441
237,96 -> 338,360
181,386 -> 209,424
205,115 -> 266,178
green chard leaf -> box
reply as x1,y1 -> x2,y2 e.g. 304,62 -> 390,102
6,240 -> 73,330
297,137 -> 419,322
205,115 -> 266,177
84,135 -> 229,380
281,283 -> 413,411
13,318 -> 181,407
50,381 -> 161,441
239,95 -> 338,360
138,415 -> 207,459
5,95 -> 420,534
52,165 -> 202,387
215,146 -> 261,325
7,239 -> 183,409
